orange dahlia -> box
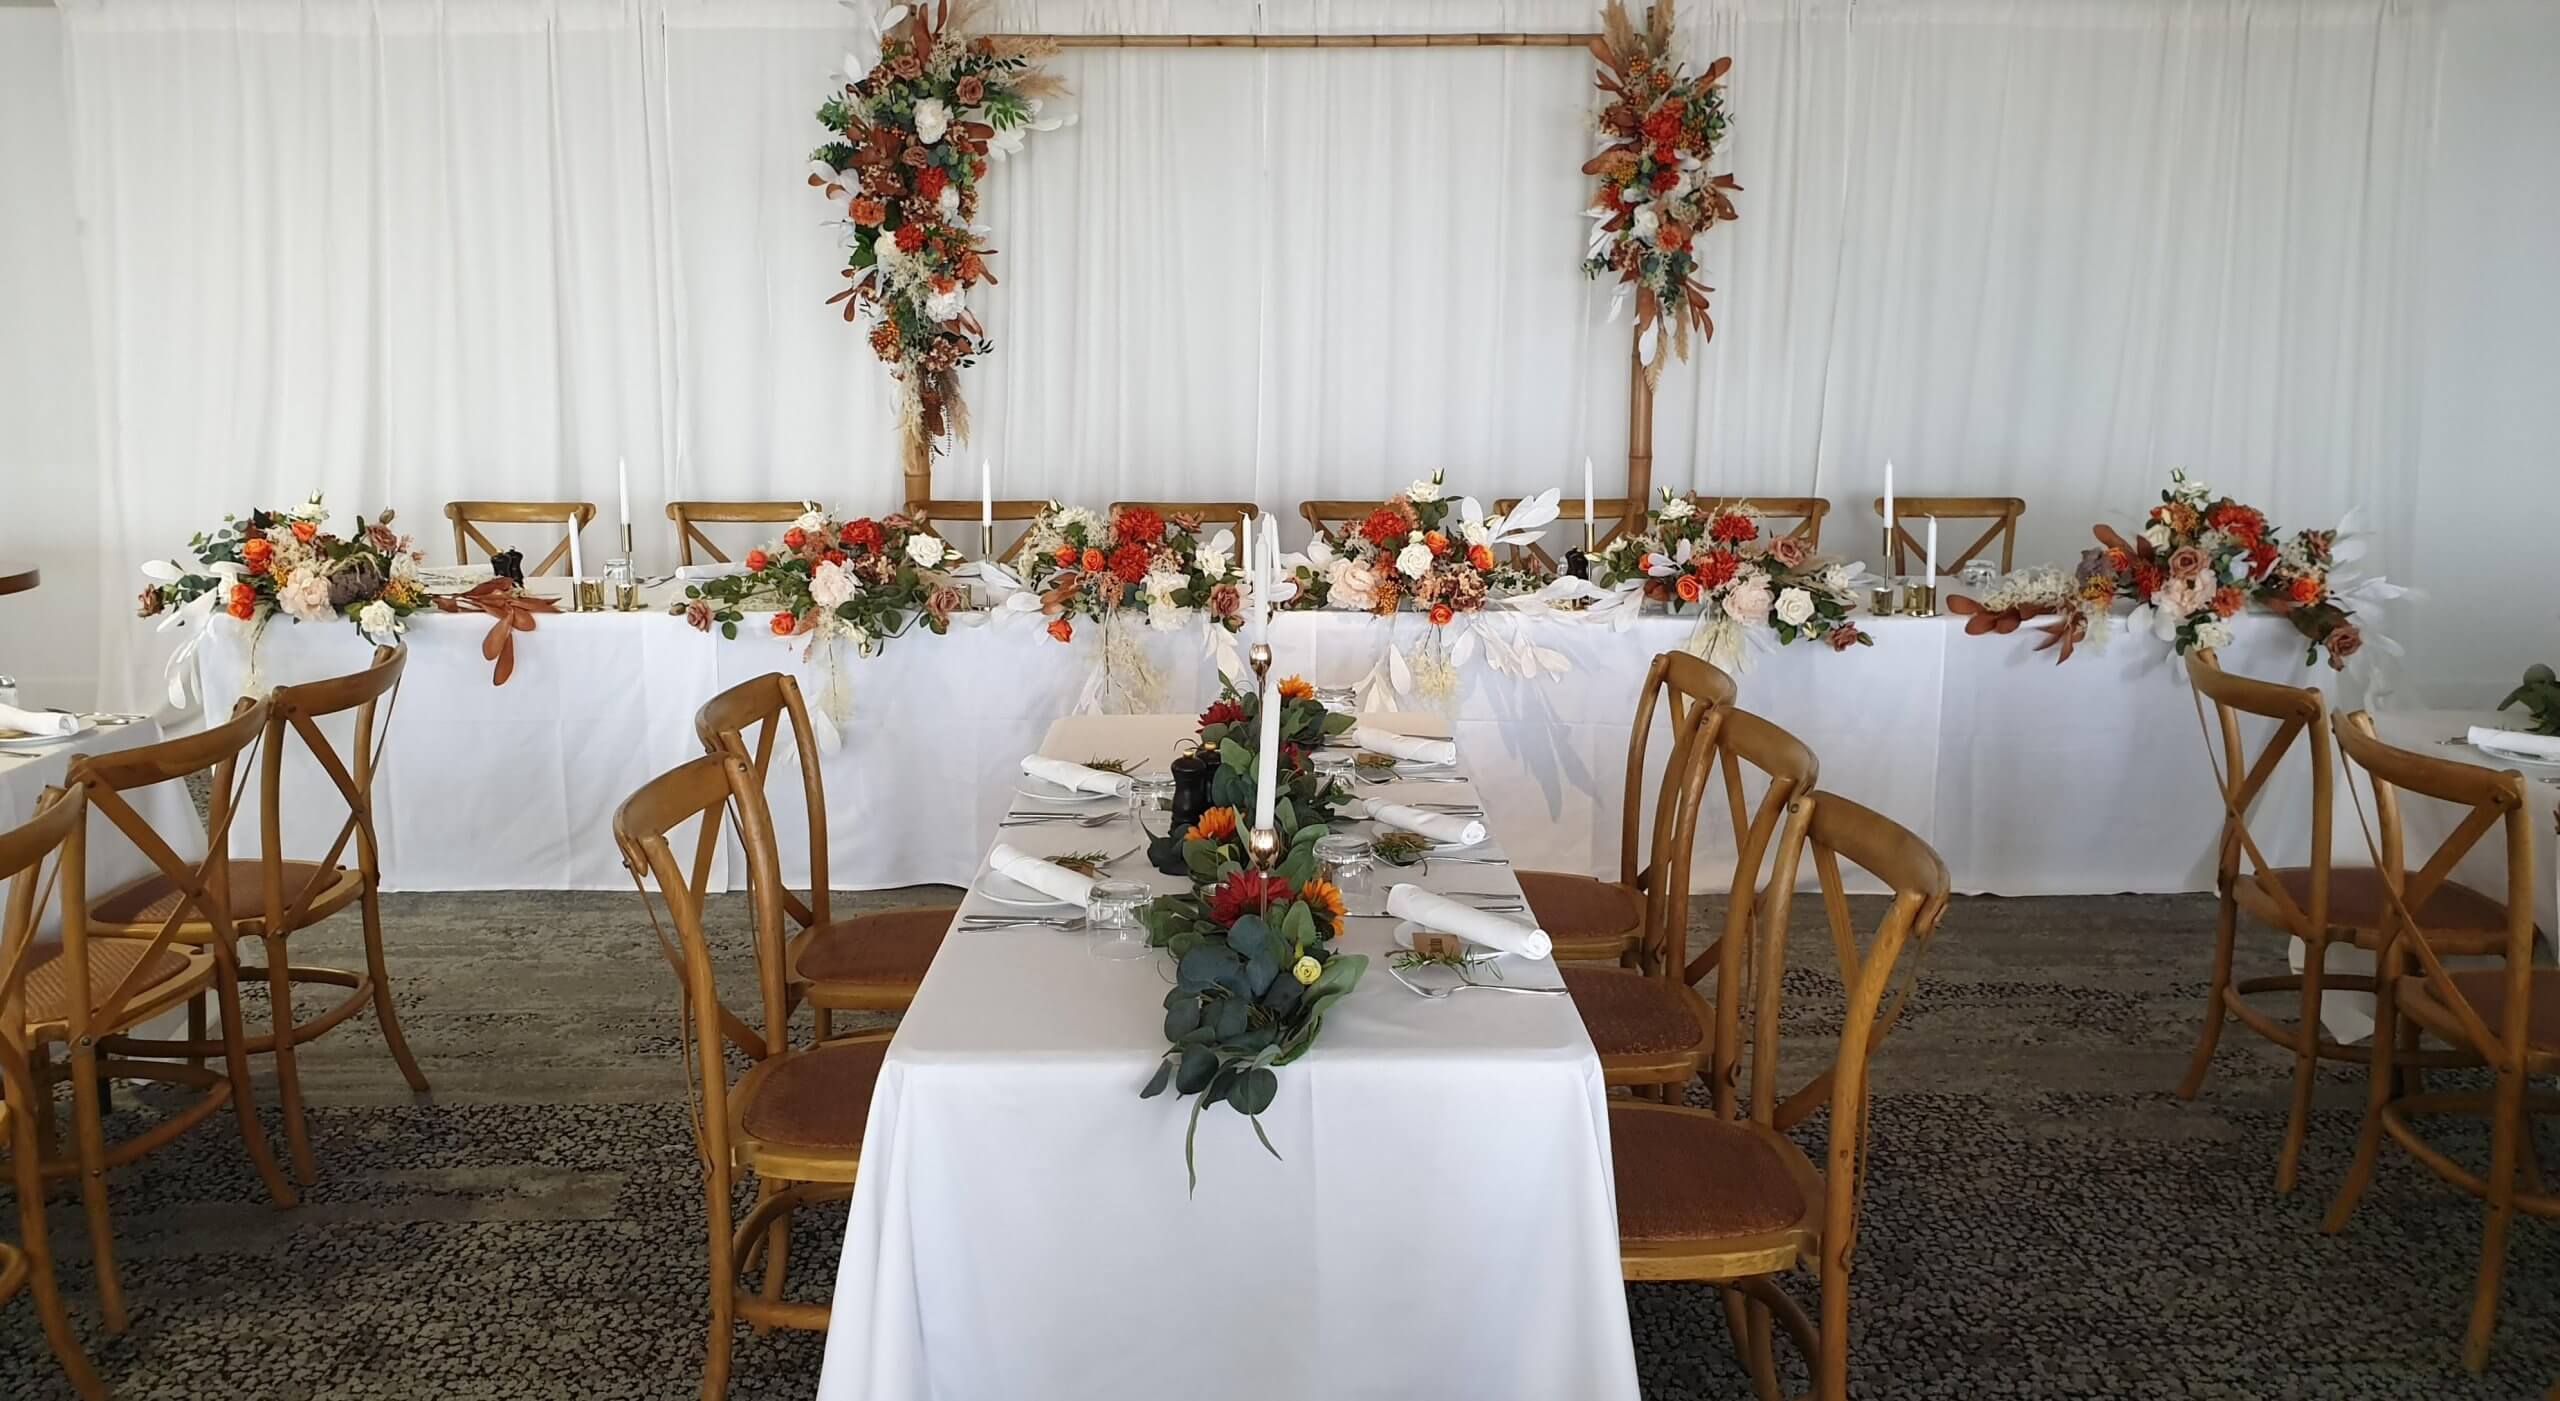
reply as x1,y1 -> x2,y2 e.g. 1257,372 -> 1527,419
1187,806 -> 1239,842
1277,676 -> 1315,701
1298,877 -> 1345,922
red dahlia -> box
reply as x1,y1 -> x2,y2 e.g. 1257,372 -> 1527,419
894,222 -> 926,254
1641,107 -> 1683,144
1693,549 -> 1740,590
916,166 -> 949,201
1207,871 -> 1295,927
1109,542 -> 1151,584
1113,506 -> 1166,546
841,518 -> 885,553
1359,508 -> 1410,550
1198,699 -> 1247,729
1709,512 -> 1759,545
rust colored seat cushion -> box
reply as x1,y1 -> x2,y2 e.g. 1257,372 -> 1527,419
1610,1106 -> 1809,1242
90,860 -> 350,928
739,1039 -> 890,1152
1517,871 -> 1644,955
24,942 -> 195,1026
2251,866 -> 2510,933
1561,966 -> 1704,1058
2407,970 -> 2560,1056
790,907 -> 954,987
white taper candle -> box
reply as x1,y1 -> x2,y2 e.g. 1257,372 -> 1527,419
616,457 -> 630,545
1925,516 -> 1939,591
565,514 -> 584,582
1253,674 -> 1282,831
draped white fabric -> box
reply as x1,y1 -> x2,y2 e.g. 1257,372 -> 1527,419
9,0 -> 2557,711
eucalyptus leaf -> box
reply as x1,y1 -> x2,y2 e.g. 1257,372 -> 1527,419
1228,1066 -> 1279,1116
1140,1058 -> 1173,1098
1175,1046 -> 1219,1095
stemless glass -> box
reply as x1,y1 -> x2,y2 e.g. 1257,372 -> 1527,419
1313,833 -> 1375,900
1086,879 -> 1154,962
1127,776 -> 1176,839
1314,684 -> 1360,717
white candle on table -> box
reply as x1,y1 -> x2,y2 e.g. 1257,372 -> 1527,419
1925,516 -> 1939,591
565,514 -> 584,582
1582,455 -> 1595,533
1253,674 -> 1281,832
979,459 -> 993,536
1882,459 -> 1895,539
1242,521 -> 1259,646
616,456 -> 630,547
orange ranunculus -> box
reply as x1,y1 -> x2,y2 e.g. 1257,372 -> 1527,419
1298,877 -> 1345,922
770,611 -> 796,636
1055,544 -> 1078,566
1424,530 -> 1450,556
1187,806 -> 1239,842
1428,604 -> 1454,626
2211,586 -> 2245,618
1277,676 -> 1315,701
1675,573 -> 1704,604
2288,575 -> 2322,605
241,537 -> 274,574
1047,617 -> 1073,643
227,583 -> 257,619
746,548 -> 770,572
1081,547 -> 1106,573
290,520 -> 317,544
1467,544 -> 1495,572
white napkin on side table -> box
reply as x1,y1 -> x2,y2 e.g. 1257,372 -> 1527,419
0,704 -> 78,738
1346,800 -> 1485,847
1021,755 -> 1132,796
1387,883 -> 1550,960
2469,726 -> 2560,762
674,562 -> 747,582
1348,727 -> 1456,765
987,843 -> 1097,906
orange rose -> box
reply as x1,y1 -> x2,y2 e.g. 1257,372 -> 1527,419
1047,617 -> 1073,643
1467,544 -> 1494,572
1081,548 -> 1106,573
1187,806 -> 1239,842
1425,530 -> 1450,556
290,520 -> 317,544
746,548 -> 770,572
241,537 -> 274,574
2288,575 -> 2322,605
1429,604 -> 1454,626
1675,574 -> 1704,604
227,583 -> 257,620
770,611 -> 796,636
1278,676 -> 1315,701
1055,544 -> 1078,566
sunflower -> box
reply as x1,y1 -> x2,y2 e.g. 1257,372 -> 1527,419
1277,675 -> 1316,701
1298,877 -> 1345,924
1186,806 -> 1239,842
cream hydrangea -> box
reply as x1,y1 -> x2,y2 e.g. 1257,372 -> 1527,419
277,569 -> 335,622
1722,572 -> 1774,626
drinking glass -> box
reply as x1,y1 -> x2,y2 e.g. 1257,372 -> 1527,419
1314,684 -> 1360,717
1958,559 -> 1999,589
1127,776 -> 1176,838
1313,833 -> 1375,900
1086,879 -> 1154,962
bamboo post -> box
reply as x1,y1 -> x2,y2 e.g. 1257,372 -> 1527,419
1625,328 -> 1654,528
902,434 -> 932,515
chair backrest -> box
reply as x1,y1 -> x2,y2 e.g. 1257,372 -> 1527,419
614,753 -> 792,1162
1682,706 -> 1823,999
0,786 -> 87,1042
1698,496 -> 1829,548
695,672 -> 830,933
2186,650 -> 2332,934
1616,651 -> 1737,892
2332,711 -> 2538,1072
444,501 -> 597,576
665,501 -> 809,566
1869,495 -> 2026,575
257,646 -> 405,932
1497,497 -> 1643,571
910,499 -> 1050,565
1109,501 -> 1257,542
1297,500 -> 1384,539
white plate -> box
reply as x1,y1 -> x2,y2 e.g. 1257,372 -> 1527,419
1013,774 -> 1123,804
2470,734 -> 2560,772
0,715 -> 95,750
973,868 -> 1085,908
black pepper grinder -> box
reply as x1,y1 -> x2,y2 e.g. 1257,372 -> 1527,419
1152,749 -> 1216,876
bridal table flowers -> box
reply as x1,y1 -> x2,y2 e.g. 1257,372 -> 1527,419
1289,473 -> 1552,623
676,504 -> 963,653
1586,0 -> 1740,375
2081,472 -> 2362,668
140,498 -> 427,645
1018,502 -> 1243,641
1592,491 -> 1870,655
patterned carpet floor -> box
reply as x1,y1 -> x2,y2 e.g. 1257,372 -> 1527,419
0,887 -> 2555,1399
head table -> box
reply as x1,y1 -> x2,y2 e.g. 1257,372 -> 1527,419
188,581 -> 2337,897
815,711 -> 1636,1401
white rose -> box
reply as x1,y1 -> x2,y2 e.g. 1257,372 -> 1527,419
937,184 -> 960,218
912,97 -> 950,146
1194,542 -> 1232,578
1142,570 -> 1187,604
1630,204 -> 1660,240
904,532 -> 949,570
1723,574 -> 1774,626
1395,541 -> 1434,580
1817,562 -> 1853,595
925,285 -> 965,322
357,599 -> 401,644
2194,619 -> 2235,651
1461,519 -> 1492,547
1774,586 -> 1816,628
1407,476 -> 1442,503
795,509 -> 830,537
808,559 -> 855,609
2142,522 -> 2173,550
1656,494 -> 1695,522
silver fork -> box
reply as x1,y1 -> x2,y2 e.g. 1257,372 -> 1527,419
1359,773 -> 1470,786
1384,963 -> 1568,999
958,915 -> 1086,930
999,812 -> 1124,828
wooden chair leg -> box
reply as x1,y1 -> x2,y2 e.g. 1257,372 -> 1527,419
264,934 -> 318,1186
1741,1294 -> 1783,1401
212,946 -> 297,1208
2277,937 -> 2328,1193
63,1044 -> 125,1335
702,1172 -> 737,1401
2325,946 -> 2401,1235
1817,1243 -> 1852,1401
2465,1071 -> 2526,1373
751,1178 -> 789,1337
29,1046 -> 58,1166
2176,892 -> 2239,1099
185,991 -> 207,1074
813,1007 -> 834,1043
361,882 -> 431,1094
9,1080 -> 105,1400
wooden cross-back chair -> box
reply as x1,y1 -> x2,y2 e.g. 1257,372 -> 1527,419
1109,501 -> 1257,542
1611,789 -> 1949,1401
444,500 -> 597,576
1495,496 -> 1645,571
1699,496 -> 1830,548
910,499 -> 1050,565
697,672 -> 956,1040
1518,650 -> 1735,964
615,752 -> 893,1400
667,502 -> 812,566
2173,651 -> 2504,1194
49,701 -> 299,1333
0,791 -> 116,1398
1869,496 -> 2026,576
2320,711 -> 2549,1373
88,645 -> 427,1185
1297,499 -> 1386,540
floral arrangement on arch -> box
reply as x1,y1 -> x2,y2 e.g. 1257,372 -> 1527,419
809,0 -> 1067,457
139,497 -> 427,646
674,504 -> 965,653
1585,0 -> 1739,376
1140,676 -> 1362,1190
1286,474 -> 1555,624
1589,492 -> 1870,653
1016,503 -> 1244,643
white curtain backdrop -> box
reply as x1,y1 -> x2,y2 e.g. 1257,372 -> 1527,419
16,0 -> 2556,710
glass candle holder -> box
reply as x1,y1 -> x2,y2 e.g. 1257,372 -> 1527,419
1086,879 -> 1154,962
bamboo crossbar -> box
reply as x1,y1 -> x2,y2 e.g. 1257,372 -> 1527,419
1002,32 -> 1601,48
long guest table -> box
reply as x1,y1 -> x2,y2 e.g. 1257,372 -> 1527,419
191,587 -> 2333,895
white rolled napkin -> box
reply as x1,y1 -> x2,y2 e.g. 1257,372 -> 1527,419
1348,727 -> 1456,766
1347,799 -> 1485,847
1386,883 -> 1551,961
0,703 -> 78,738
1021,755 -> 1132,796
674,562 -> 747,582
986,843 -> 1096,906
2470,726 -> 2560,761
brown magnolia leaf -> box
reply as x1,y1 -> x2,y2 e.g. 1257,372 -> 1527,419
1588,37 -> 1618,68
1703,55 -> 1732,84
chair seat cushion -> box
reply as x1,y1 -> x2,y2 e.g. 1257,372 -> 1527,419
790,907 -> 954,987
739,1039 -> 890,1151
1516,871 -> 1643,948
1610,1106 -> 1809,1242
1561,967 -> 1704,1058
2253,866 -> 2509,933
91,860 -> 348,928
2410,970 -> 2560,1055
25,942 -> 195,1026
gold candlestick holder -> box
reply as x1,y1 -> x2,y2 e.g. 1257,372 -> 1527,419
574,579 -> 605,613
1248,642 -> 1273,685
1903,583 -> 1938,618
979,521 -> 994,561
1245,825 -> 1283,874
614,583 -> 643,612
1869,526 -> 1899,617
1583,517 -> 1598,554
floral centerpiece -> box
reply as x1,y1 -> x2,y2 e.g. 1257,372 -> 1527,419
1590,491 -> 1870,653
1017,503 -> 1244,643
675,504 -> 965,652
2076,472 -> 2361,668
1585,0 -> 1740,376
1286,474 -> 1551,624
808,0 -> 1066,458
139,498 -> 426,645
1140,675 -> 1362,1189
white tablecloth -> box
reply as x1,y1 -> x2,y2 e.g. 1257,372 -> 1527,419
0,715 -> 202,937
191,591 -> 2334,896
815,713 -> 1636,1401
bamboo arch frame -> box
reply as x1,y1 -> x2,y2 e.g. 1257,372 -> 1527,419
900,27 -> 1660,529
